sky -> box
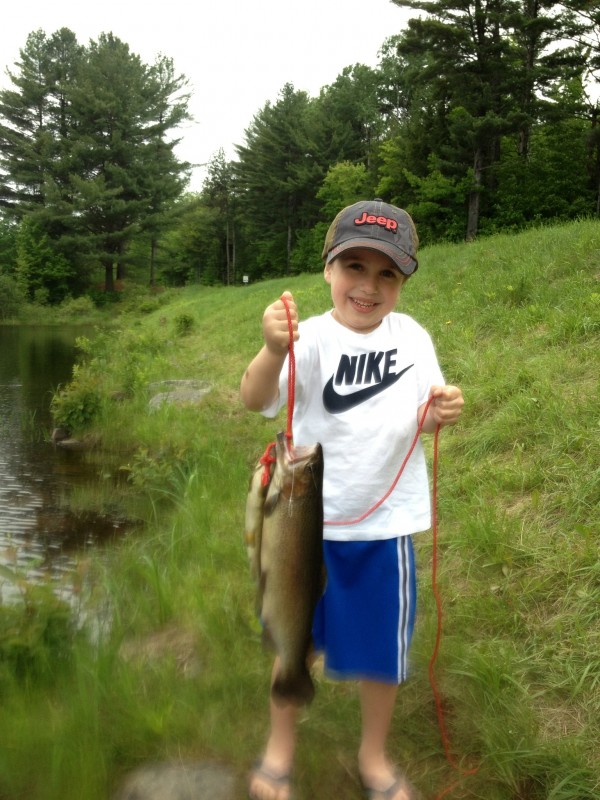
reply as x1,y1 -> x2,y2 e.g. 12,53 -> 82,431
0,0 -> 413,192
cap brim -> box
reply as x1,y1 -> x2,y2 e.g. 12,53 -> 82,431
326,239 -> 418,276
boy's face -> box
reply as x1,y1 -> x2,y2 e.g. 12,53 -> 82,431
324,248 -> 405,334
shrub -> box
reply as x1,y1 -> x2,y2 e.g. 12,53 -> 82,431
0,586 -> 75,692
174,313 -> 195,336
57,295 -> 98,320
0,274 -> 25,319
50,365 -> 103,433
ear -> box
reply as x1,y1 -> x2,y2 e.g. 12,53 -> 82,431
323,262 -> 332,284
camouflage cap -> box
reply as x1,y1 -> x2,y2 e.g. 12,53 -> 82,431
322,199 -> 419,276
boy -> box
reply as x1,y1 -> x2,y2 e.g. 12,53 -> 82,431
241,199 -> 464,800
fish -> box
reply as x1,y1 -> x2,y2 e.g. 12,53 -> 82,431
246,431 -> 325,707
244,450 -> 272,585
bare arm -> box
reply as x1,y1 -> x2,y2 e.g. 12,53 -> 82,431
240,291 -> 299,412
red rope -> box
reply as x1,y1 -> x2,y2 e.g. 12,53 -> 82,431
258,296 -> 296,485
323,394 -> 435,527
280,294 -> 295,444
429,425 -> 479,799
273,293 -> 477,797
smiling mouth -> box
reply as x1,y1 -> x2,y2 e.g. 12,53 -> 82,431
351,297 -> 376,311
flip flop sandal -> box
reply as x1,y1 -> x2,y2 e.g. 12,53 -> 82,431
248,761 -> 293,800
361,773 -> 420,800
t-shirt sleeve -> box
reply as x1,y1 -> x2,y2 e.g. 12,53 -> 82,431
415,326 -> 445,406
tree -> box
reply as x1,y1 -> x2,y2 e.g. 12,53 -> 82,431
290,161 -> 373,274
0,29 -> 191,297
0,28 -> 83,215
311,64 -> 385,176
202,150 -> 238,284
235,84 -> 323,277
137,55 -> 191,286
385,0 -> 589,238
16,215 -> 76,303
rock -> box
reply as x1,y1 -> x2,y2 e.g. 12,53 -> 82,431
55,437 -> 86,450
148,380 -> 212,411
109,390 -> 128,402
118,624 -> 201,678
112,761 -> 236,800
51,427 -> 70,443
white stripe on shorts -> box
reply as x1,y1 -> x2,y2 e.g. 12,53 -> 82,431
397,536 -> 412,682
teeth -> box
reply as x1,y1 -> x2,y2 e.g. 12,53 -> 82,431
353,298 -> 373,309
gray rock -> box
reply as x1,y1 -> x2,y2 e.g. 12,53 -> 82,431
112,761 -> 236,800
148,380 -> 212,411
118,625 -> 202,678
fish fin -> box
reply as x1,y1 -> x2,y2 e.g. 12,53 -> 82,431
255,573 -> 266,617
261,625 -> 276,651
263,486 -> 281,516
271,664 -> 315,707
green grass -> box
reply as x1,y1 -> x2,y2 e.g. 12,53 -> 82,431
1,218 -> 599,799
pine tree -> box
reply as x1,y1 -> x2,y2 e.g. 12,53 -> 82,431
0,29 -> 191,296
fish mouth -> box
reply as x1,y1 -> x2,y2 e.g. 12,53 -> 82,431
277,433 -> 322,467
289,444 -> 322,466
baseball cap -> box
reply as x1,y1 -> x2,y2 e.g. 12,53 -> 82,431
322,199 -> 419,276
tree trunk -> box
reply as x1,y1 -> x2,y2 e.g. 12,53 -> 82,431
116,241 -> 126,281
231,223 -> 236,284
149,238 -> 157,287
225,219 -> 231,285
286,222 -> 292,274
105,262 -> 114,292
466,147 -> 483,241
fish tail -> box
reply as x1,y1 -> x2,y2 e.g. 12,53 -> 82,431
271,665 -> 315,707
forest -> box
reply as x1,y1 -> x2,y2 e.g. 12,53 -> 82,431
0,0 -> 598,305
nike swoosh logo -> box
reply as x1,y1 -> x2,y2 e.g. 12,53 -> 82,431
323,364 -> 414,413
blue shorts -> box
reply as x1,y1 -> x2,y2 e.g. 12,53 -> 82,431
312,536 -> 416,684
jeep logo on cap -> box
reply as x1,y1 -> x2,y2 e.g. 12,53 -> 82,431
354,211 -> 398,234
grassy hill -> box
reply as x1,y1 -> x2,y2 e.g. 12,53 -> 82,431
1,218 -> 599,799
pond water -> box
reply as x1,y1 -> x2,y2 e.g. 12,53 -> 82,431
0,325 -> 129,603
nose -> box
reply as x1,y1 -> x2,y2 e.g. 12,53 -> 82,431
360,273 -> 379,294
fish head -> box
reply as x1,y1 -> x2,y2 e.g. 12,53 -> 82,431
275,433 -> 323,499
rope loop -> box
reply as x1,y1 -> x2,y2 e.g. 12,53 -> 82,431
259,441 -> 277,487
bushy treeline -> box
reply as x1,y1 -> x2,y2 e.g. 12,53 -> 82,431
0,1 -> 599,302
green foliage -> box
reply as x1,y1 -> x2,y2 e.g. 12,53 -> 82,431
235,83 -> 324,277
486,120 -> 594,232
0,27 -> 191,296
50,364 -> 103,432
55,295 -> 97,319
316,161 -> 372,218
173,312 -> 195,336
2,11 -> 599,293
1,220 -> 599,798
402,156 -> 472,242
16,216 -> 76,304
0,273 -> 25,319
0,585 -> 75,691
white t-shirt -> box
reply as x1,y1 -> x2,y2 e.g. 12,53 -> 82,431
263,310 -> 444,541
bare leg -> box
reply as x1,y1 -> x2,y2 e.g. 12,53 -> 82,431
358,680 -> 413,800
249,657 -> 299,800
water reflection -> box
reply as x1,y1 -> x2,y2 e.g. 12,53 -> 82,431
0,326 -> 128,603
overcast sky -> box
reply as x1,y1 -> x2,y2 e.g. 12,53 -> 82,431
0,0 -> 413,191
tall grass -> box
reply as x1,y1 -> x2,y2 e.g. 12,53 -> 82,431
1,219 -> 598,799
